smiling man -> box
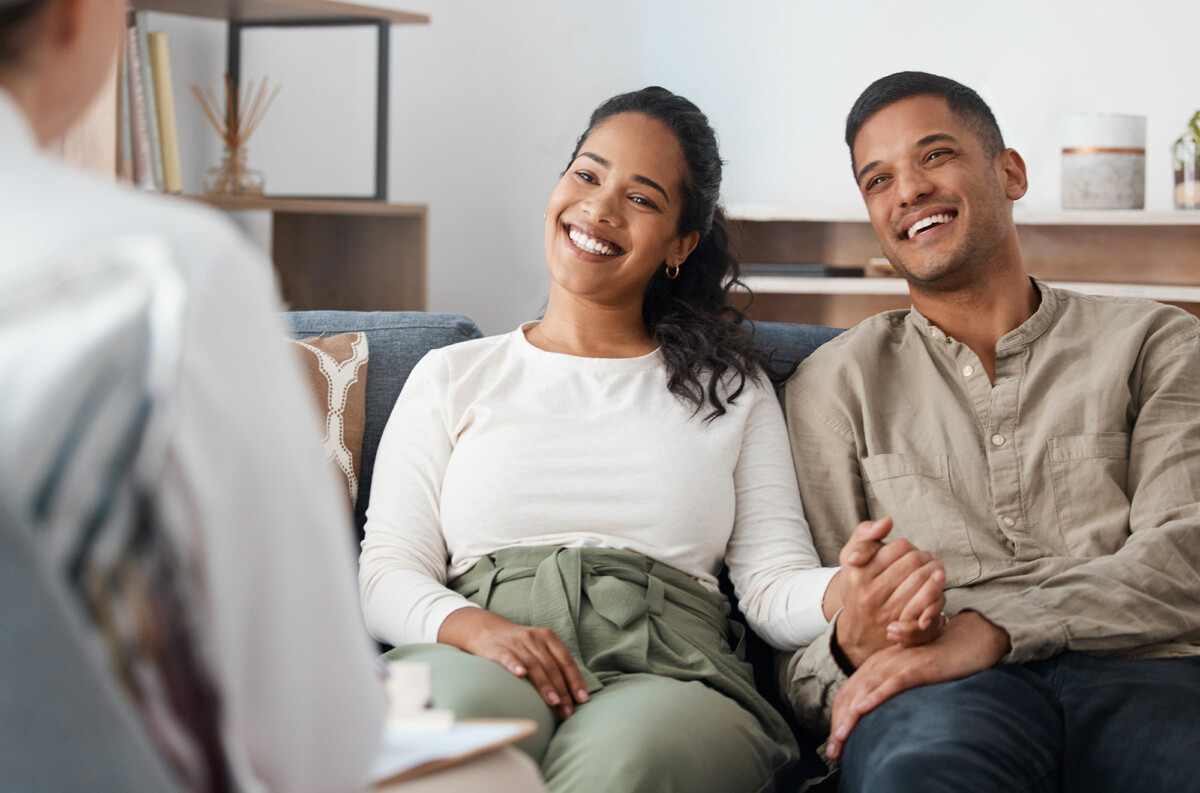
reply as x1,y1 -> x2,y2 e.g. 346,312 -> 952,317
781,71 -> 1200,792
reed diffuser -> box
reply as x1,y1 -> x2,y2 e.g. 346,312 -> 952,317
191,75 -> 280,196
1174,110 -> 1200,210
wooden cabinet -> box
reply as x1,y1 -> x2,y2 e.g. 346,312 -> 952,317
728,206 -> 1200,328
200,196 -> 426,311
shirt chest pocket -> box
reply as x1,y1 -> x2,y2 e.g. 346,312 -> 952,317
1048,433 -> 1130,557
860,453 -> 982,587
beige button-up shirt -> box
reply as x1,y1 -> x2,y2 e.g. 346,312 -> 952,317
783,278 -> 1200,729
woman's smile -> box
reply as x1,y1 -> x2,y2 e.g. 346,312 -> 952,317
564,223 -> 625,258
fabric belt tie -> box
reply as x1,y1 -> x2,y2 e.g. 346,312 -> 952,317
454,547 -> 726,693
447,544 -> 797,764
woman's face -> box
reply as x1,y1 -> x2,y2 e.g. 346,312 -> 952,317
543,112 -> 699,306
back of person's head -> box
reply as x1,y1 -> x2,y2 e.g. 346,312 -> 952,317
0,0 -> 50,68
845,71 -> 1006,171
567,86 -> 782,420
2,0 -> 125,145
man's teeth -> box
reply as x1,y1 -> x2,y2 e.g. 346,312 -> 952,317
568,227 -> 620,256
906,213 -> 954,239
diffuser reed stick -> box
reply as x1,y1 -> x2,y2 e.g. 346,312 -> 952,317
191,74 -> 280,195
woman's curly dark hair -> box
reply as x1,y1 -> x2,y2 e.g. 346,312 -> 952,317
569,86 -> 784,421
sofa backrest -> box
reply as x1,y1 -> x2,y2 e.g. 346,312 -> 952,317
281,311 -> 841,537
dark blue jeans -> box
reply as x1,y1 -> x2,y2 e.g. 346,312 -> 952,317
839,652 -> 1200,793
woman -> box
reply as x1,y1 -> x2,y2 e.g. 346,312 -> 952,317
360,87 -> 939,792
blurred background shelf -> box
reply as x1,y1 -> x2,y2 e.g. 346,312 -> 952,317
128,0 -> 428,24
191,196 -> 427,311
55,1 -> 431,311
728,205 -> 1200,327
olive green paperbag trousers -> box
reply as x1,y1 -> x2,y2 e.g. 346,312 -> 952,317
387,546 -> 798,793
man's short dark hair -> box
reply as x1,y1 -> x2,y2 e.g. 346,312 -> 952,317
845,71 -> 1005,171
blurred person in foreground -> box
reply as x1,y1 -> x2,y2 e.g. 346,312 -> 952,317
0,0 -> 544,790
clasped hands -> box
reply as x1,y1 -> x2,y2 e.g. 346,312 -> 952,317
824,517 -> 1011,761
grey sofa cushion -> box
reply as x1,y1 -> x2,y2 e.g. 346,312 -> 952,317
282,311 -> 483,535
752,321 -> 844,373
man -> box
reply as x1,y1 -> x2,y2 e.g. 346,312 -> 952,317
0,1 -> 544,790
783,71 -> 1200,792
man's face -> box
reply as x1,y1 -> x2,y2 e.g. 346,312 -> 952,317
851,95 -> 1023,290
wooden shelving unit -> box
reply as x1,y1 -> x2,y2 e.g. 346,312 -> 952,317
129,0 -> 427,25
728,205 -> 1200,327
198,197 -> 427,311
57,0 -> 430,312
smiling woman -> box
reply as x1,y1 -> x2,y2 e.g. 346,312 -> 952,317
357,87 -> 928,793
532,87 -> 780,420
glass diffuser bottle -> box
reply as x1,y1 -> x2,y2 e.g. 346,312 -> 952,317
1174,110 -> 1200,210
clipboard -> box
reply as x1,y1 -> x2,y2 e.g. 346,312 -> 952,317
371,718 -> 538,787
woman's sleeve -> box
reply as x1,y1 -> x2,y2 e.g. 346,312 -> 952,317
359,350 -> 480,647
723,377 -> 838,650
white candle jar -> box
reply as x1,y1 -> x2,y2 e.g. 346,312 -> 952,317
1062,114 -> 1146,209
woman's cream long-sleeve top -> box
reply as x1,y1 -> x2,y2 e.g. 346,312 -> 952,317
359,323 -> 837,650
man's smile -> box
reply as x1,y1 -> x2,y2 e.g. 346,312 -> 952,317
905,212 -> 957,239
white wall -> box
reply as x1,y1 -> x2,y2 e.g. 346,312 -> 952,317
151,0 -> 1200,334
638,0 -> 1200,219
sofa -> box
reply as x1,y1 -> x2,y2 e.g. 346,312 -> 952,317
282,310 -> 844,787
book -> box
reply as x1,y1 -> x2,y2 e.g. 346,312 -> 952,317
146,31 -> 182,193
117,36 -> 133,183
124,23 -> 155,190
131,11 -> 164,191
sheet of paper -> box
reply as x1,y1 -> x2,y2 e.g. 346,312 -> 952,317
370,720 -> 531,784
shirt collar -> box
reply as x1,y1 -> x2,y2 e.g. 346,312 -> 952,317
905,276 -> 1060,352
997,277 -> 1058,352
0,88 -> 38,155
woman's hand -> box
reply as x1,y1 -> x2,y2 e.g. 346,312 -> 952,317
827,518 -> 947,670
438,608 -> 590,719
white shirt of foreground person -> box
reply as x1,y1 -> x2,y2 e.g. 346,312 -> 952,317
0,88 -> 387,793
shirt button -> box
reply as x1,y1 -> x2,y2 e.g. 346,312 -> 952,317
1001,516 -> 1016,528
962,364 -> 975,377
991,434 -> 1006,447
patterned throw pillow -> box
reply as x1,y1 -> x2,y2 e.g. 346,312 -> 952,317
288,332 -> 369,512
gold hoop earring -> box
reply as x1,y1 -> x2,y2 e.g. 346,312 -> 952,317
666,263 -> 681,279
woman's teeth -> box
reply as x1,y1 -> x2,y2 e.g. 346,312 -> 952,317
568,227 -> 620,256
906,213 -> 954,239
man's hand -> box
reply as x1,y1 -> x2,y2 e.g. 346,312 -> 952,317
825,610 -> 1012,760
438,608 -> 589,719
832,518 -> 948,669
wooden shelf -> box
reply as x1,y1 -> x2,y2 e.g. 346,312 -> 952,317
181,196 -> 428,312
131,0 -> 428,24
195,195 -> 425,216
728,205 -> 1200,226
742,277 -> 1200,303
125,2 -> 432,313
728,205 -> 1200,327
